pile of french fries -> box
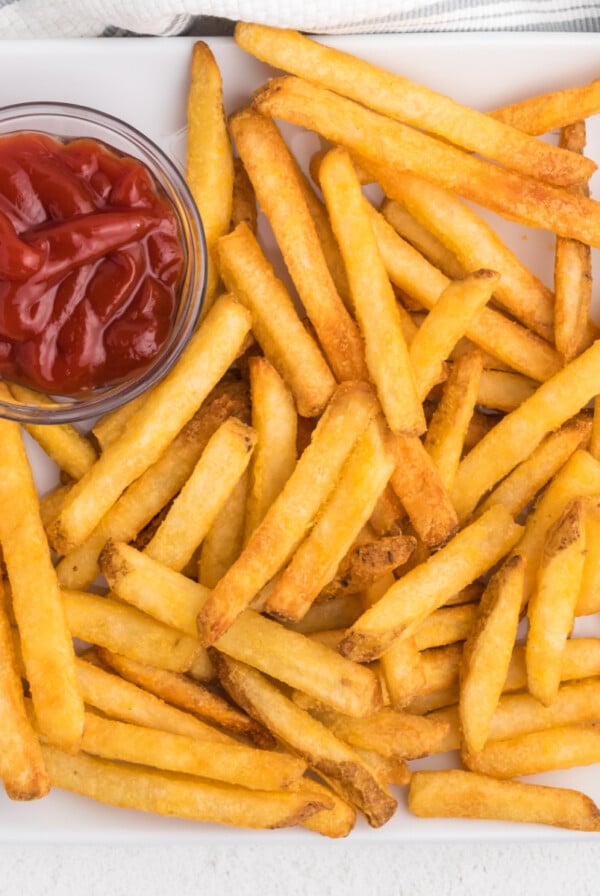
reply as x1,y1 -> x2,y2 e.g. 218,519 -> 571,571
4,23 -> 600,836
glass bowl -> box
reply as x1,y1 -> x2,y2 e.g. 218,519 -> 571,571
0,101 -> 206,425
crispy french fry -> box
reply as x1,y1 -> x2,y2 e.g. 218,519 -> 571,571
339,505 -> 522,661
284,593 -> 364,635
577,497 -> 600,616
43,745 -> 328,830
413,604 -> 479,651
290,776 -> 357,838
381,198 -> 465,279
460,556 -> 524,754
231,156 -> 257,233
229,108 -> 366,382
214,653 -> 396,827
238,24 -> 594,186
451,342 -> 600,523
197,382 -> 378,646
48,294 -> 252,555
216,223 -> 336,417
379,636 -> 426,710
0,403 -> 83,753
590,396 -> 600,461
526,499 -> 586,706
186,41 -> 234,306
408,769 -> 600,832
39,482 -> 73,529
244,356 -> 297,540
319,534 -> 415,600
505,639 -> 600,693
420,643 -> 463,696
490,77 -> 600,135
475,370 -> 537,413
319,147 -> 424,436
199,471 -> 250,589
424,348 -> 483,490
91,394 -> 148,452
264,417 -> 396,621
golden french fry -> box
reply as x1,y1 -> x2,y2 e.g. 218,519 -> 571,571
379,636 -> 426,709
231,156 -> 257,233
420,643 -> 463,696
339,505 -> 522,661
48,294 -> 252,555
290,776 -> 356,838
413,604 -> 479,651
474,370 -> 536,413
186,41 -> 234,306
244,356 -> 297,540
505,639 -> 600,693
229,107 -> 366,382
0,403 -> 83,753
478,417 -> 591,519
216,223 -> 336,417
199,471 -> 250,589
264,417 -> 396,621
460,556 -> 524,754
0,581 -> 49,800
284,593 -> 364,635
319,534 -> 415,600
409,769 -> 600,832
43,744 -> 329,830
214,653 -> 396,828
591,396 -> 600,461
237,24 -> 594,186
526,499 -> 586,706
319,147 -> 424,436
490,77 -> 600,135
380,198 -> 465,279
39,482 -> 73,529
577,497 -> 600,616
143,417 -> 256,572
451,342 -> 600,523
424,348 -> 484,490
197,382 -> 378,646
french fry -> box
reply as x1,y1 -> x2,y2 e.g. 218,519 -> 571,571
577,498 -> 600,616
490,77 -> 600,135
590,396 -> 600,461
319,534 -> 416,600
284,593 -> 364,635
380,198 -> 465,279
264,417 -> 396,621
244,356 -> 297,540
229,107 -> 366,383
43,745 -> 329,830
91,393 -> 148,452
319,147 -> 424,435
474,370 -> 537,413
197,382 -> 378,646
505,639 -> 600,693
408,769 -> 600,832
214,653 -> 396,827
290,776 -> 356,838
413,603 -> 479,651
39,482 -> 73,529
451,341 -> 600,523
0,401 -> 84,753
216,223 -> 336,417
48,294 -> 252,555
526,499 -> 586,706
237,24 -> 594,186
379,636 -> 426,709
424,348 -> 483,490
420,643 -> 464,696
143,417 -> 256,573
199,471 -> 250,588
408,270 -> 498,401
0,580 -> 49,800
231,156 -> 257,233
460,556 -> 524,754
339,505 -> 522,661
186,41 -> 234,306
368,204 -> 562,383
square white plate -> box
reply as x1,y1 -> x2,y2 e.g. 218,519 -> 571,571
1,33 -> 600,843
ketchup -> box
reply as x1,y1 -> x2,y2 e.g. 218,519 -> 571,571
0,132 -> 185,394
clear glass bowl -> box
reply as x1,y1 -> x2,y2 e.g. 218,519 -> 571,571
0,101 -> 206,425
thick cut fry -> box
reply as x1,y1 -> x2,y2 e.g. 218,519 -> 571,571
57,378 -> 250,590
43,745 -> 328,830
339,505 -> 522,661
464,723 -> 600,780
526,500 -> 586,706
48,294 -> 252,555
389,435 -> 459,550
408,271 -> 498,400
229,108 -> 366,383
409,769 -> 600,832
381,198 -> 465,279
554,121 -> 593,363
291,776 -> 356,838
62,590 -> 206,675
478,417 -> 591,519
216,224 -> 335,417
186,41 -> 234,305
91,394 -> 148,452
368,204 -> 562,383
214,653 -> 396,828
420,644 -> 463,696
413,604 -> 479,651
319,147 -> 423,436
490,78 -> 600,135
196,382 -> 378,646
0,406 -> 83,753
451,341 -> 600,523
505,639 -> 600,693
39,482 -> 72,529
380,636 -> 426,709
80,711 -> 302,791
199,471 -> 250,589
143,417 -> 256,572
244,356 -> 297,540
460,556 -> 524,754
264,417 -> 396,621
254,76 -> 600,248
424,348 -> 483,490
237,24 -> 593,186
231,156 -> 257,233
0,582 -> 49,800
474,370 -> 536,413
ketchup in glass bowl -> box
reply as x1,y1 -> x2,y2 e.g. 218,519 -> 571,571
0,102 -> 206,424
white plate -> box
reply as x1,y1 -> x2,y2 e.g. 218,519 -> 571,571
1,33 -> 600,843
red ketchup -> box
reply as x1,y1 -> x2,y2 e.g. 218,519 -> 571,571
0,132 -> 185,394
